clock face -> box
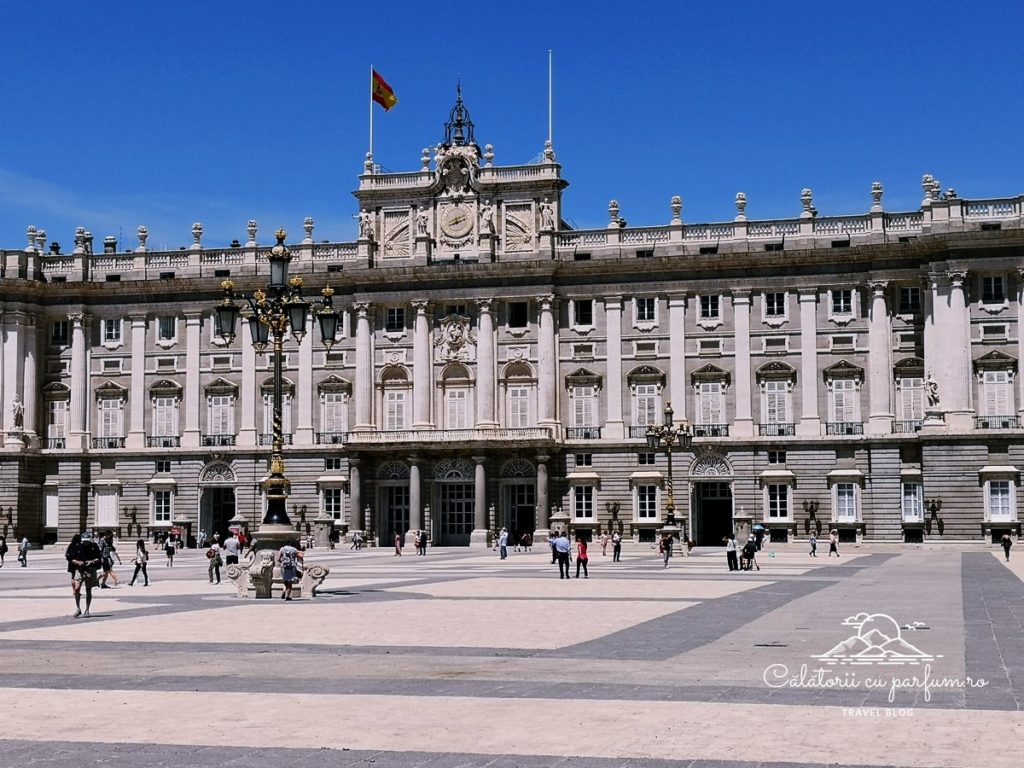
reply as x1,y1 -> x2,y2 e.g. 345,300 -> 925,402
441,204 -> 473,238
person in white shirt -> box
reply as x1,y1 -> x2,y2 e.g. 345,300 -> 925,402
725,533 -> 739,571
222,533 -> 241,565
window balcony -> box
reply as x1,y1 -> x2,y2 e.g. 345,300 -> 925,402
565,427 -> 602,440
147,436 -> 181,448
892,420 -> 923,434
260,433 -> 293,445
346,427 -> 556,446
759,423 -> 795,437
693,424 -> 729,437
629,425 -> 653,438
46,438 -> 66,449
92,437 -> 125,449
203,434 -> 236,447
975,415 -> 1019,430
826,422 -> 864,435
317,431 -> 348,445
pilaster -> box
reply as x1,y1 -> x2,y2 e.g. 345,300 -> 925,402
668,294 -> 687,421
126,317 -> 147,449
294,321 -> 314,446
604,296 -> 624,439
867,280 -> 894,435
181,312 -> 202,448
412,301 -> 432,428
797,290 -> 821,436
354,302 -> 373,430
475,299 -> 497,428
732,291 -> 754,437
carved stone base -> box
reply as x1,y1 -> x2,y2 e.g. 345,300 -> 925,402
224,553 -> 330,599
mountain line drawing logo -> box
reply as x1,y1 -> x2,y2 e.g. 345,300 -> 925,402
811,612 -> 941,666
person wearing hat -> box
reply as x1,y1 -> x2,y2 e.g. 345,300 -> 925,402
498,527 -> 509,560
65,532 -> 102,618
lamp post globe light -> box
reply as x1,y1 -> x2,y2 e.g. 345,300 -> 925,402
645,403 -> 693,537
213,229 -> 339,538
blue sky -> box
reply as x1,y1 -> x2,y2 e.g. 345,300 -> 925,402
2,1 -> 1023,250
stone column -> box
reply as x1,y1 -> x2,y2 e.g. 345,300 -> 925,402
471,455 -> 488,546
537,295 -> 557,427
21,315 -> 38,446
349,459 -> 363,531
867,281 -> 893,434
475,299 -> 497,427
944,270 -> 974,429
668,294 -> 687,420
604,296 -> 624,439
68,313 -> 90,450
238,332 -> 258,447
732,291 -> 754,437
535,454 -> 550,541
412,301 -> 432,428
409,457 -> 422,533
295,320 -> 314,445
1018,269 -> 1024,421
797,290 -> 821,436
182,312 -> 202,448
127,317 -> 147,449
2,312 -> 25,446
354,302 -> 373,430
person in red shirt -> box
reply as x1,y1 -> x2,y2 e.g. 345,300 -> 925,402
575,536 -> 589,579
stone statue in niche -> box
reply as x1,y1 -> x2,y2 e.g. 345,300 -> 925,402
540,198 -> 555,230
479,201 -> 495,235
416,208 -> 429,236
358,210 -> 374,240
12,394 -> 23,429
925,372 -> 940,409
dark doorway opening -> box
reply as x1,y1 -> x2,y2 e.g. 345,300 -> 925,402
201,487 -> 236,544
691,481 -> 733,546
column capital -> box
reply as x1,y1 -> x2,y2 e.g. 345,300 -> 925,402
475,298 -> 493,313
354,301 -> 371,316
603,295 -> 623,310
731,289 -> 752,304
184,310 -> 203,323
868,280 -> 889,297
797,288 -> 818,302
411,300 -> 429,313
472,455 -> 487,464
536,454 -> 550,464
535,294 -> 556,311
947,269 -> 968,287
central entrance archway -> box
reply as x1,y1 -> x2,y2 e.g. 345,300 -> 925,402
199,461 -> 237,544
688,452 -> 735,546
434,458 -> 475,546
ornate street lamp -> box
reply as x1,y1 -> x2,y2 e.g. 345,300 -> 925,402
646,403 -> 692,529
213,229 -> 339,527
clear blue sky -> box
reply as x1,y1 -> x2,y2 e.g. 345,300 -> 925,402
3,1 -> 1023,250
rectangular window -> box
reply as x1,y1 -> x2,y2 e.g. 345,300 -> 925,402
446,304 -> 467,317
982,276 -> 1006,304
638,452 -> 656,466
835,483 -> 857,521
445,389 -> 469,429
573,485 -> 594,519
155,460 -> 172,474
385,390 -> 407,430
899,378 -> 924,420
153,397 -> 179,437
325,457 -> 345,471
767,485 -> 789,518
152,490 -> 172,524
698,382 -> 723,424
988,480 -> 1012,520
385,307 -> 405,333
98,399 -> 124,438
983,370 -> 1012,416
637,484 -> 658,519
45,489 -> 59,528
573,299 -> 594,327
765,292 -> 786,317
635,297 -> 656,323
634,383 -> 659,426
322,392 -> 347,434
262,394 -> 292,435
508,301 -> 528,328
323,487 -> 344,520
902,483 -> 923,522
51,320 -> 70,346
48,400 -> 67,438
95,488 -> 119,527
103,318 -> 122,344
831,290 -> 853,316
574,453 -> 592,467
700,295 -> 720,320
209,395 -> 235,435
573,385 -> 596,427
768,450 -> 786,465
158,316 -> 177,341
763,380 -> 789,424
830,379 -> 858,422
508,386 -> 530,428
899,287 -> 921,315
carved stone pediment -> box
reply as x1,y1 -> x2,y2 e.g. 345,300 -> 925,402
756,361 -> 797,382
691,364 -> 730,386
95,380 -> 128,401
317,375 -> 352,396
627,365 -> 665,387
565,367 -> 602,389
206,377 -> 240,397
150,379 -> 182,398
973,350 -> 1017,373
822,359 -> 864,382
893,356 -> 925,379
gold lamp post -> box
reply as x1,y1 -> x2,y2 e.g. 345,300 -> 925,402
213,229 -> 339,527
645,403 -> 693,532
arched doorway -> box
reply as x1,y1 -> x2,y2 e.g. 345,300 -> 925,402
500,458 -> 536,545
688,452 -> 734,546
377,461 -> 410,547
199,461 -> 237,544
433,458 -> 475,546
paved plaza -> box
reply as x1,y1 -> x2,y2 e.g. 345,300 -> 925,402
0,540 -> 1022,768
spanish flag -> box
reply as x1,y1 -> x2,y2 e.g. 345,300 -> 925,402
371,69 -> 398,111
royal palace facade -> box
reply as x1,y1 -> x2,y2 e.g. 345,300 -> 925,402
2,95 -> 1024,547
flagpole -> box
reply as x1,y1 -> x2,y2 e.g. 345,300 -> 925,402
547,49 -> 553,147
369,65 -> 374,159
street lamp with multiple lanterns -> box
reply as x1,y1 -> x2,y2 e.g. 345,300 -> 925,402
645,403 -> 693,530
213,229 -> 339,527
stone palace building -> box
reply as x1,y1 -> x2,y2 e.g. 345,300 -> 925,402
2,93 -> 1023,547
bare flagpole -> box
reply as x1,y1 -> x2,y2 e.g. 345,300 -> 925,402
548,49 -> 553,148
369,65 -> 374,159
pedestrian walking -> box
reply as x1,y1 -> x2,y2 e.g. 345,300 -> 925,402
65,532 -> 102,618
725,533 -> 739,571
1001,533 -> 1013,562
207,541 -> 222,583
197,529 -> 207,549
600,532 -> 609,556
575,536 -> 589,578
612,531 -> 622,562
394,530 -> 403,556
278,539 -> 303,600
520,532 -> 532,552
498,528 -> 509,559
164,535 -> 176,566
17,536 -> 29,567
828,529 -> 840,557
99,531 -> 121,588
553,531 -> 572,579
809,532 -> 817,557
0,534 -> 7,567
223,531 -> 241,566
660,532 -> 674,567
129,540 -> 150,586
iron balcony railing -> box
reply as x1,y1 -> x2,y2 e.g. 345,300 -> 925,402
565,427 -> 602,439
202,434 -> 236,447
259,433 -> 293,445
92,437 -> 125,449
892,420 -> 923,434
974,415 -> 1019,430
826,422 -> 864,435
46,437 -> 66,449
693,424 -> 729,437
317,431 -> 348,445
147,436 -> 181,447
759,423 -> 795,437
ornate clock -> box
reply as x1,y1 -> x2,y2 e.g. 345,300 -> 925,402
440,203 -> 474,239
